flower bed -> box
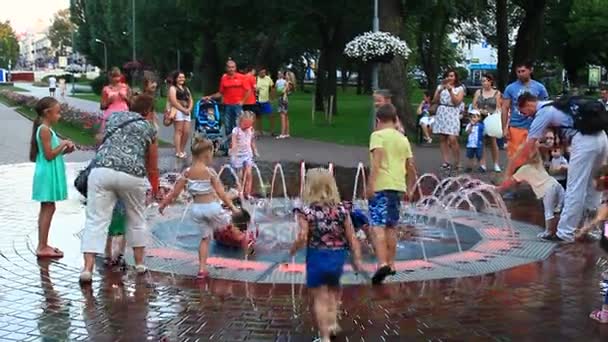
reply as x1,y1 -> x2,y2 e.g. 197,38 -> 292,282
0,89 -> 102,147
344,31 -> 411,63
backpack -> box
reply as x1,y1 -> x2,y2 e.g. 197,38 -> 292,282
543,96 -> 608,135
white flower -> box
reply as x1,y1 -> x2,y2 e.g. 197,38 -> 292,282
344,31 -> 410,62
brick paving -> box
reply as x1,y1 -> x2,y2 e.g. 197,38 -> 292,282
0,101 -> 607,341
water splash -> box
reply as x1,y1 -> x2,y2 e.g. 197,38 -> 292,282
352,162 -> 367,201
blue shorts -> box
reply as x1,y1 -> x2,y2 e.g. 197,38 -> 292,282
369,190 -> 402,228
466,147 -> 483,160
306,248 -> 347,288
350,209 -> 369,232
258,102 -> 273,115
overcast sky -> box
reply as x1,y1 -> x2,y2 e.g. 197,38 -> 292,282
0,0 -> 69,34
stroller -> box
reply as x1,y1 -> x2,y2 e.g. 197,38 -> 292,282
193,99 -> 230,156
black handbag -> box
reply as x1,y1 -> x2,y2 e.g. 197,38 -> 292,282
74,117 -> 145,197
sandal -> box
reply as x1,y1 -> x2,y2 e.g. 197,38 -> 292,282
36,247 -> 64,259
440,163 -> 451,171
372,265 -> 392,285
590,309 -> 608,323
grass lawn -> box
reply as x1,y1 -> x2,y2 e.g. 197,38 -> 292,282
72,87 -> 474,146
0,85 -> 29,92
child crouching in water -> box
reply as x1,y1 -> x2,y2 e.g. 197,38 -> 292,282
575,165 -> 608,241
159,136 -> 243,279
498,144 -> 565,240
290,168 -> 363,342
578,165 -> 608,323
230,111 -> 258,199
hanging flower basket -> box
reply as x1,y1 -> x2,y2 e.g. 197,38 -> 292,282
344,31 -> 410,64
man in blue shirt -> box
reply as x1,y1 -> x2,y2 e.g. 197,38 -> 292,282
504,93 -> 608,242
501,61 -> 549,159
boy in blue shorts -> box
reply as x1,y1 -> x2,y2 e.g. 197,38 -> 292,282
367,104 -> 417,285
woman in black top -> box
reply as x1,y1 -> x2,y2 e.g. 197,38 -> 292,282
168,71 -> 193,159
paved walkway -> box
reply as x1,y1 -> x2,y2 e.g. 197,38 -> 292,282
14,82 -> 508,171
0,100 -> 607,340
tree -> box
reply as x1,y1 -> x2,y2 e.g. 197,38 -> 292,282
566,0 -> 608,70
378,0 -> 414,129
495,0 -> 510,90
48,9 -> 74,56
0,21 -> 18,69
510,0 -> 548,80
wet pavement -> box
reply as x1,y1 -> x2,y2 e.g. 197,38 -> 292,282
1,103 -> 608,341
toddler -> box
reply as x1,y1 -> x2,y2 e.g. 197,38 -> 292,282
465,110 -> 485,172
417,91 -> 434,143
159,136 -> 241,279
498,144 -> 565,240
213,197 -> 256,253
549,147 -> 568,189
289,168 -> 363,342
230,111 -> 258,199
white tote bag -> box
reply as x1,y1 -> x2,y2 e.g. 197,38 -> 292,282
484,110 -> 503,138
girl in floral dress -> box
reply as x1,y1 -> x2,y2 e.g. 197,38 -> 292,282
290,168 -> 363,341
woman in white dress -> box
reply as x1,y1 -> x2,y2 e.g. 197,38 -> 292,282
432,69 -> 465,171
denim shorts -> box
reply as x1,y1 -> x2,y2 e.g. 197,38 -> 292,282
306,248 -> 347,288
369,190 -> 402,228
188,202 -> 231,239
466,147 -> 483,160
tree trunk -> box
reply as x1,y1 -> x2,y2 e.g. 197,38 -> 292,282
495,0 -> 510,91
510,0 -> 547,81
326,46 -> 338,115
418,3 -> 449,94
200,31 -> 221,94
254,33 -> 277,69
379,0 -> 414,130
315,49 -> 326,112
356,63 -> 363,95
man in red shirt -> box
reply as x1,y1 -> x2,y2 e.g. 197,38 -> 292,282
204,60 -> 252,135
242,66 -> 258,115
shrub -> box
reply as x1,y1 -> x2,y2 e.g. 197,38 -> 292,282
90,74 -> 108,95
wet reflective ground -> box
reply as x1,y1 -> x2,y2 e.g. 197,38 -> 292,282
2,163 -> 608,341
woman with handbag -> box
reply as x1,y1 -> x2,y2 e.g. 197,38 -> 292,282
79,94 -> 158,283
473,73 -> 503,172
100,67 -> 131,131
167,71 -> 193,159
432,69 -> 465,171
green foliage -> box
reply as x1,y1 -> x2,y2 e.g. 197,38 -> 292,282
566,0 -> 608,67
90,74 -> 108,95
0,21 -> 18,69
48,9 -> 74,55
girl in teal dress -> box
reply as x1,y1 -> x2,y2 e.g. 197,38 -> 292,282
30,97 -> 75,258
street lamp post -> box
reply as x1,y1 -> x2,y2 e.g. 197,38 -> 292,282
95,39 -> 107,72
369,0 -> 380,131
132,0 -> 136,61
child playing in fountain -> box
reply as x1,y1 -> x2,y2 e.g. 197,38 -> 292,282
575,165 -> 608,241
213,196 -> 256,253
159,136 -> 243,279
367,104 -> 417,285
497,144 -> 565,240
465,110 -> 485,173
576,166 -> 608,323
289,168 -> 363,342
230,111 -> 258,199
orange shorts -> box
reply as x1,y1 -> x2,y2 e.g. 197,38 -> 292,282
507,127 -> 528,159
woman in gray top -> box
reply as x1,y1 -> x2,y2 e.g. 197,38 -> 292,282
473,73 -> 503,172
79,94 -> 158,283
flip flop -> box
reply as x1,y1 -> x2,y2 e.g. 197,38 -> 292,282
36,247 -> 64,259
590,310 -> 608,323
